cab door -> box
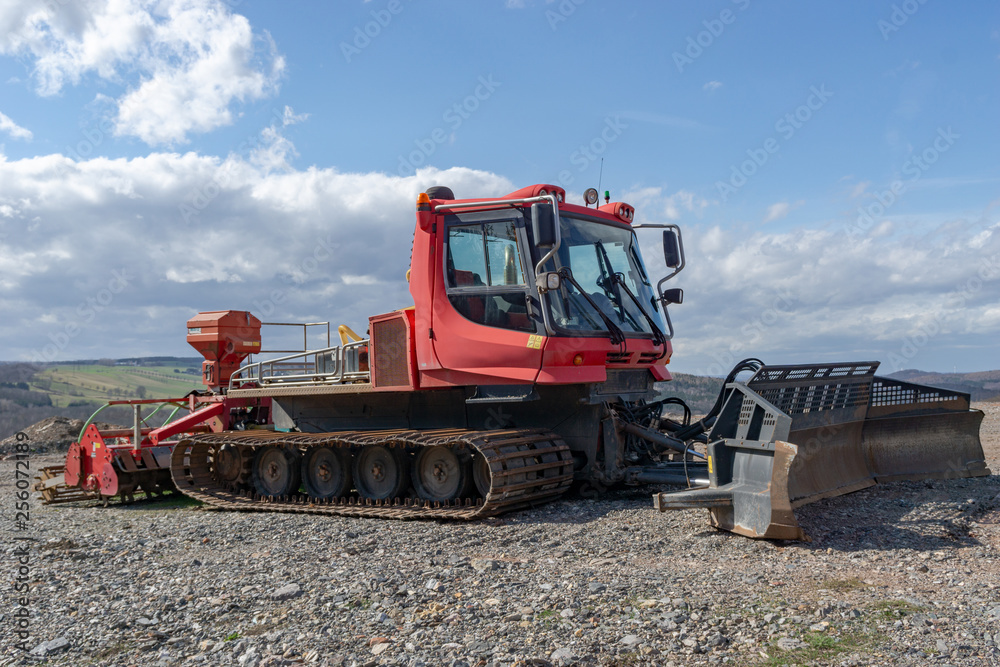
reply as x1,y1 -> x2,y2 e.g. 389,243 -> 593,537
426,211 -> 545,385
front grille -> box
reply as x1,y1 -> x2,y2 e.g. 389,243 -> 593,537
371,316 -> 410,388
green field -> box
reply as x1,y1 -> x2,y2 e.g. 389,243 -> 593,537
30,361 -> 204,408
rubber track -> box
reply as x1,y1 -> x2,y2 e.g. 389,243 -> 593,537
170,428 -> 575,519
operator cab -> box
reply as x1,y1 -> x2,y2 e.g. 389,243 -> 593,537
437,186 -> 681,343
411,183 -> 685,388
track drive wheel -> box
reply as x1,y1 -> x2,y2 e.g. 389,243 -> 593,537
413,446 -> 470,502
302,447 -> 352,499
252,446 -> 302,497
353,446 -> 409,500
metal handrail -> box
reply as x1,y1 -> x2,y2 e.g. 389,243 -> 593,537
229,339 -> 370,389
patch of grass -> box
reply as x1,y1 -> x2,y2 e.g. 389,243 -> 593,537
820,577 -> 868,593
805,634 -> 838,650
761,629 -> 876,666
538,609 -> 557,619
872,599 -> 926,618
89,642 -> 130,664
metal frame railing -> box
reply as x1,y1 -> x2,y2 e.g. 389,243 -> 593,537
260,321 -> 331,353
229,339 -> 370,389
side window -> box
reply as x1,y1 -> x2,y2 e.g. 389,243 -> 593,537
446,221 -> 533,332
484,221 -> 525,286
447,225 -> 488,287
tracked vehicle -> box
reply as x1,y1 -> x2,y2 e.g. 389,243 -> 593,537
38,184 -> 990,538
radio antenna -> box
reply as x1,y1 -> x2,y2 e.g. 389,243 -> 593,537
597,158 -> 604,197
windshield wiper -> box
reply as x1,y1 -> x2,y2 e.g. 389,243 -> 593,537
611,273 -> 666,348
594,241 -> 626,322
557,268 -> 626,348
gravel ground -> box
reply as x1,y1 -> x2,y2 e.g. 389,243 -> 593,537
1,403 -> 998,667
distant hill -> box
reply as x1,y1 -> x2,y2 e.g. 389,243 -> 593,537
885,369 -> 1000,402
655,372 -> 725,416
2,356 -> 996,442
0,357 -> 205,440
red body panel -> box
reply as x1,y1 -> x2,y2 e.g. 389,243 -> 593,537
407,186 -> 673,389
427,296 -> 544,386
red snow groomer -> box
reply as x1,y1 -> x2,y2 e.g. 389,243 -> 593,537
34,311 -> 271,504
34,183 -> 990,541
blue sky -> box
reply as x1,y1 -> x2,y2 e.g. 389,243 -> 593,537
0,0 -> 998,374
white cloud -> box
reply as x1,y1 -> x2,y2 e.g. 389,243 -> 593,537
0,145 -> 996,374
0,142 -> 513,361
762,200 -> 806,223
0,0 -> 284,145
763,201 -> 790,222
622,187 -> 709,223
849,180 -> 870,199
703,80 -> 722,91
639,218 -> 1000,375
280,105 -> 308,127
0,111 -> 32,140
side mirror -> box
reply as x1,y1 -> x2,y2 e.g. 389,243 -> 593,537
662,230 -> 681,269
531,203 -> 556,247
662,288 -> 683,305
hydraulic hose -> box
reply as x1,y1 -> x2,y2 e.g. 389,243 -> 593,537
673,358 -> 765,441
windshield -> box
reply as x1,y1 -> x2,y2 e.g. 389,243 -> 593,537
541,216 -> 664,335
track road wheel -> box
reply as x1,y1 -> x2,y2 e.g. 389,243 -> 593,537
472,451 -> 491,498
302,447 -> 352,499
413,446 -> 470,502
214,443 -> 244,484
252,447 -> 302,497
354,446 -> 409,501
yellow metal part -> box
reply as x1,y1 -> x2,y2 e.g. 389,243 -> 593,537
338,325 -> 364,345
